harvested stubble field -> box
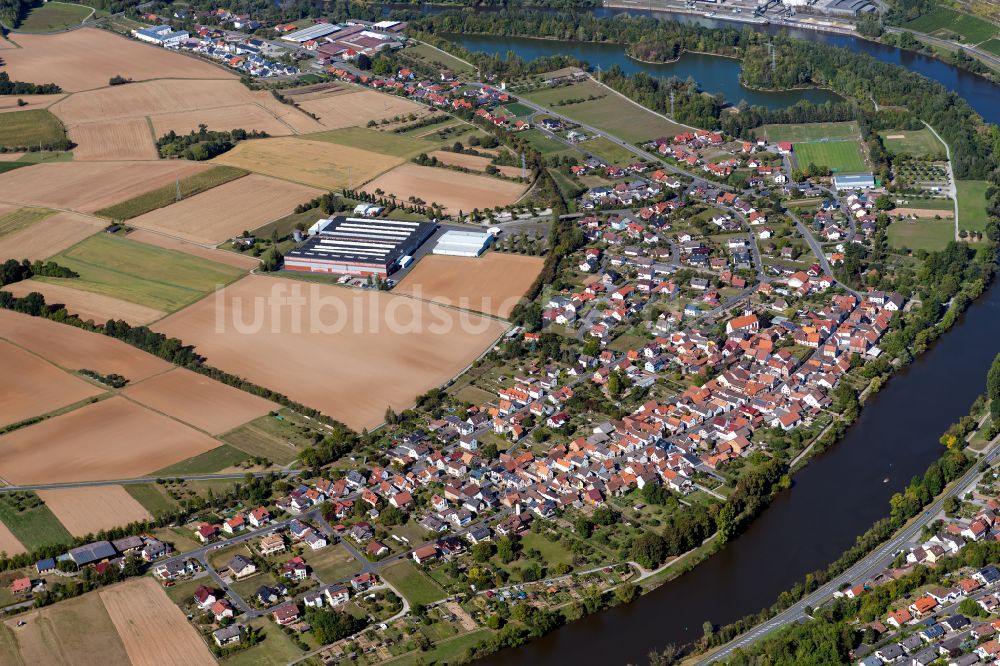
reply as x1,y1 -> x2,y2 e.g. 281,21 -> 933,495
397,253 -> 544,318
366,163 -> 527,213
41,233 -> 245,312
0,339 -> 101,428
0,309 -> 171,381
1,28 -> 233,92
127,174 -> 322,245
37,486 -> 152,537
151,104 -> 294,138
289,87 -> 425,129
0,210 -> 103,261
0,160 -> 209,212
95,165 -> 246,220
154,275 -> 508,430
1,586 -> 132,665
3,278 -> 167,325
215,135 -> 403,190
101,577 -> 216,666
0,396 -> 222,484
126,229 -> 259,269
0,93 -> 67,113
124,367 -> 276,435
429,150 -> 521,178
67,118 -> 158,161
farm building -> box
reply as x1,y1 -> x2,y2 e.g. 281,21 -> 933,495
281,22 -> 341,43
132,24 -> 190,47
432,230 -> 494,257
67,540 -> 117,567
286,216 -> 436,277
833,173 -> 876,191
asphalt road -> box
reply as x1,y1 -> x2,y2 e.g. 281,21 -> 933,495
696,441 -> 1000,664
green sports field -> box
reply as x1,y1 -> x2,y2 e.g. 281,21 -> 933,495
40,234 -> 244,312
903,7 -> 997,43
760,121 -> 858,143
887,218 -> 954,252
793,140 -> 866,173
879,128 -> 945,158
956,180 -> 990,232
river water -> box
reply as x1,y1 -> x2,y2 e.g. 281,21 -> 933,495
441,10 -> 1000,665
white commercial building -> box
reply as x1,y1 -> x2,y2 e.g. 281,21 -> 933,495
281,23 -> 341,43
432,230 -> 494,257
132,24 -> 189,47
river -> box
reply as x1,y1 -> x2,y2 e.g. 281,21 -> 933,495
442,10 -> 1000,666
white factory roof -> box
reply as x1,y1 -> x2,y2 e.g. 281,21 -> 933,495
432,230 -> 493,257
281,22 -> 341,43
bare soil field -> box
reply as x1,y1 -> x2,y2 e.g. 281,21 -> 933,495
395,253 -> 544,318
154,275 -> 508,430
292,88 -> 426,129
0,521 -> 25,556
38,486 -> 152,537
150,104 -> 295,138
0,161 -> 209,212
892,207 -> 955,218
0,153 -> 23,161
1,29 -> 233,92
0,211 -> 103,260
0,93 -> 66,113
0,309 -> 171,381
2,279 -> 166,325
100,577 -> 215,666
429,150 -> 521,178
127,174 -> 322,244
68,118 -> 158,161
0,339 -> 102,428
126,229 -> 259,269
0,396 -> 222,484
365,163 -> 527,214
214,136 -> 402,190
124,367 -> 276,435
1,588 -> 131,666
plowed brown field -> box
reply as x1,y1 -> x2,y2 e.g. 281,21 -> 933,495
0,210 -> 103,260
365,163 -> 527,214
292,88 -> 425,129
154,275 -> 507,430
2,279 -> 166,325
68,118 -> 158,161
0,339 -> 102,428
0,396 -> 221,483
429,150 -> 521,178
38,486 -> 153,537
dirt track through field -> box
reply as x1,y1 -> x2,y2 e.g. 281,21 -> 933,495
125,367 -> 276,435
38,486 -> 153,537
100,577 -> 216,666
2,279 -> 166,325
154,275 -> 508,430
397,253 -> 544,318
0,161 -> 210,212
366,163 -> 527,214
127,174 -> 322,244
0,339 -> 102,428
2,29 -> 233,92
0,396 -> 222,484
0,309 -> 171,380
0,211 -> 104,261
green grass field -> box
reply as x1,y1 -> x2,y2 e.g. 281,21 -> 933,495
761,121 -> 859,143
583,136 -> 638,166
519,128 -> 573,156
957,180 -> 990,232
793,140 -> 866,173
401,43 -> 477,78
40,233 -> 245,312
153,444 -> 250,476
525,79 -> 684,143
220,618 -> 306,666
308,543 -> 363,583
122,484 -> 179,518
879,128 -> 945,158
500,102 -> 534,117
17,1 -> 92,32
0,207 -> 55,239
904,7 -> 997,43
303,127 -> 438,157
220,412 -> 310,465
94,166 -> 248,220
0,109 -> 66,148
979,38 -> 1000,56
0,494 -> 73,551
887,218 -> 954,251
382,629 -> 495,666
381,560 -> 446,606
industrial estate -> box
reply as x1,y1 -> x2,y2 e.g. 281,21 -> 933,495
1,1 -> 1000,666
